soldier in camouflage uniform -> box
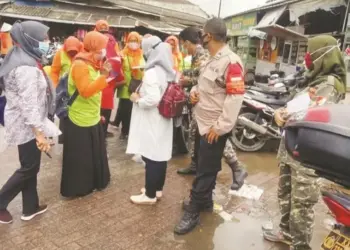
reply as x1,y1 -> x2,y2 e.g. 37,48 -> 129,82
263,35 -> 346,250
176,27 -> 247,191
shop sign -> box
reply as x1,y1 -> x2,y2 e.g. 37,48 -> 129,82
226,13 -> 257,36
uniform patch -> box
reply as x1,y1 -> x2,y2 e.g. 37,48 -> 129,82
226,63 -> 245,95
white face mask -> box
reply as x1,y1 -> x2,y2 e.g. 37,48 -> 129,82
128,42 -> 139,50
101,48 -> 106,58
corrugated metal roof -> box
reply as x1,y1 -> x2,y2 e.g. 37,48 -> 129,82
0,3 -> 185,34
105,0 -> 207,25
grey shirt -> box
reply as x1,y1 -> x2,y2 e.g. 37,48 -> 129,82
4,65 -> 60,145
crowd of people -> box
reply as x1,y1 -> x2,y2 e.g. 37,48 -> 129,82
0,15 -> 347,250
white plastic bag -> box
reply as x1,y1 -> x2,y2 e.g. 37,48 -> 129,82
0,125 -> 8,153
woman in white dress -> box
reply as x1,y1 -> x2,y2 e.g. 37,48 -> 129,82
127,36 -> 174,205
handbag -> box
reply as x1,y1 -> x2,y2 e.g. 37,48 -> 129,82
126,56 -> 142,93
158,81 -> 186,119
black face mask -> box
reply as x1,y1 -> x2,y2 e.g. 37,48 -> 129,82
201,34 -> 210,49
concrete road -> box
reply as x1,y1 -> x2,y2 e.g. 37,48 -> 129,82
0,126 -> 333,250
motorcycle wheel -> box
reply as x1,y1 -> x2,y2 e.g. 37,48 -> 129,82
232,112 -> 267,152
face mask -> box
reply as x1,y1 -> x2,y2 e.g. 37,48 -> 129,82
38,41 -> 50,55
128,42 -> 139,50
201,34 -> 210,49
143,41 -> 161,61
304,45 -> 338,70
24,32 -> 50,55
101,48 -> 106,58
181,45 -> 188,55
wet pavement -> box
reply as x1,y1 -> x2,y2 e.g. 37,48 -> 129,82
0,128 -> 332,250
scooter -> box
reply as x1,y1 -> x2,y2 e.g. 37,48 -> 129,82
231,71 -> 306,152
284,104 -> 350,249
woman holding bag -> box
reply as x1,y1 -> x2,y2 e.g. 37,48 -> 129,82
127,36 -> 174,205
117,32 -> 144,140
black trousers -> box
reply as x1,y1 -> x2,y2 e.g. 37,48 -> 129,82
192,126 -> 201,167
58,117 -> 66,144
143,156 -> 167,199
119,99 -> 133,136
100,108 -> 112,137
189,133 -> 228,211
112,100 -> 122,127
0,139 -> 41,214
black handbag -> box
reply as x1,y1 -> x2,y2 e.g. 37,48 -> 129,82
126,56 -> 142,93
128,78 -> 142,94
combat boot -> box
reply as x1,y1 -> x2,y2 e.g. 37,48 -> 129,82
229,161 -> 248,191
177,160 -> 197,175
174,210 -> 200,235
182,199 -> 213,212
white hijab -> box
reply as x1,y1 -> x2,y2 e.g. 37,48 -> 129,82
142,36 -> 175,81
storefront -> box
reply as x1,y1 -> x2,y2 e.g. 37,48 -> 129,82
226,12 -> 259,70
253,5 -> 307,75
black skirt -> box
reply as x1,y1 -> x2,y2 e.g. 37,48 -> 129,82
61,118 -> 110,198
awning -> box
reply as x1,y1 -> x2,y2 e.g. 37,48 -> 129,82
289,0 -> 346,24
0,3 -> 184,34
256,5 -> 286,28
248,27 -> 267,39
254,5 -> 306,40
256,24 -> 307,40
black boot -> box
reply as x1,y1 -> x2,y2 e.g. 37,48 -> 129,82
182,199 -> 213,212
174,210 -> 200,235
177,161 -> 196,175
229,161 -> 248,191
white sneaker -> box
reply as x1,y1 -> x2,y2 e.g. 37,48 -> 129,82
130,193 -> 157,205
21,205 -> 48,221
140,188 -> 163,199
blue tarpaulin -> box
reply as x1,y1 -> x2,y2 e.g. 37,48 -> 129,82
14,0 -> 53,7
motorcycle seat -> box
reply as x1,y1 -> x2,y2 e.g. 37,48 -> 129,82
322,191 -> 350,210
249,94 -> 289,106
247,86 -> 287,96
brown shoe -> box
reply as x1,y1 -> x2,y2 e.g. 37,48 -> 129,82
0,209 -> 13,224
21,205 -> 48,221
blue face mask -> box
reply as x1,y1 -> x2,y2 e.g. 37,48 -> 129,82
38,41 -> 50,55
24,32 -> 50,55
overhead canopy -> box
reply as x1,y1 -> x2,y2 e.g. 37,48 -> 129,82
255,24 -> 307,40
256,5 -> 286,28
254,5 -> 306,40
248,27 -> 267,39
289,0 -> 346,24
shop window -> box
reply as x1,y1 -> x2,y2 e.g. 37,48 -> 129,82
278,38 -> 285,57
282,42 -> 292,64
290,41 -> 299,65
298,42 -> 307,64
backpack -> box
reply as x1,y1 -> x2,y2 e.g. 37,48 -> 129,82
55,74 -> 78,119
158,81 -> 186,119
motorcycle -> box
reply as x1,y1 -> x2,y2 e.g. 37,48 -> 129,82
284,104 -> 350,250
231,70 -> 306,152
